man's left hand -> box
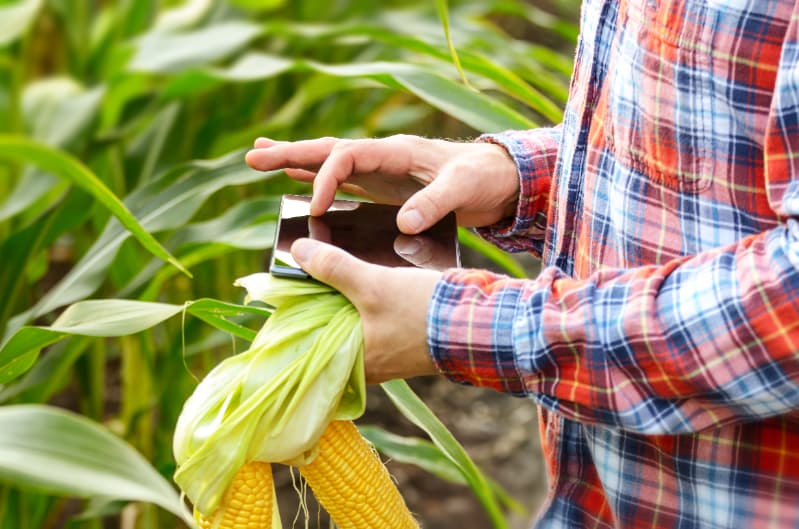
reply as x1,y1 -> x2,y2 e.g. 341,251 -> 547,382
291,238 -> 441,384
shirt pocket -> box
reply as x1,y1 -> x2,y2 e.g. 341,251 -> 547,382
602,0 -> 715,192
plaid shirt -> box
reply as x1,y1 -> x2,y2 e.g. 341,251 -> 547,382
428,1 -> 799,527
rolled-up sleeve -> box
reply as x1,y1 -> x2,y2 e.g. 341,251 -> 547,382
475,126 -> 562,257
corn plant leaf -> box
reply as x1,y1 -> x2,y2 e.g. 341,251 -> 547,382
458,228 -> 528,278
360,424 -> 528,515
119,196 -> 280,298
22,78 -> 105,146
0,80 -> 104,224
0,404 -> 194,526
0,337 -> 92,403
153,0 -> 214,32
380,379 -> 509,529
162,53 -> 294,98
434,0 -> 470,87
0,136 -> 189,278
3,152 -> 278,339
0,298 -> 269,383
0,0 -> 43,46
359,425 -> 465,484
262,18 -> 563,122
158,53 -> 534,132
0,192 -> 93,331
229,0 -> 285,10
129,21 -> 263,73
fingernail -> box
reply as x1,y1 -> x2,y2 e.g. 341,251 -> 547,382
292,239 -> 318,264
401,208 -> 423,232
395,237 -> 421,256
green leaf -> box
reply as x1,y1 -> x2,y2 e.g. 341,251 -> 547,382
262,17 -> 563,122
359,424 -> 527,515
388,65 -> 534,132
0,191 -> 93,330
0,136 -> 189,276
4,151 -> 278,338
0,337 -> 92,403
381,379 -> 509,529
435,0 -> 470,87
228,0 -> 285,11
0,298 -> 268,383
0,80 -> 105,225
129,21 -> 263,73
21,78 -> 104,146
162,52 -> 293,98
52,299 -> 185,336
458,228 -> 527,278
153,0 -> 214,32
0,405 -> 194,526
167,53 -> 535,132
119,196 -> 280,298
359,425 -> 465,484
0,0 -> 43,46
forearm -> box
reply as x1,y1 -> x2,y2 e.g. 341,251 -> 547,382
429,223 -> 799,434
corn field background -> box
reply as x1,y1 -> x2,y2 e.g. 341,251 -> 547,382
0,0 -> 579,528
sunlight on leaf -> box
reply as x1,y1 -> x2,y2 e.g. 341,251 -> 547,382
0,0 -> 43,46
0,405 -> 195,526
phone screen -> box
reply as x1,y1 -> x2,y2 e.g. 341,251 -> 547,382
270,195 -> 460,278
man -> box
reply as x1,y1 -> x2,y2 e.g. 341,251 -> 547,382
246,1 -> 799,527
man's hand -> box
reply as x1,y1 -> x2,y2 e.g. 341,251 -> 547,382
291,237 -> 441,384
245,135 -> 519,233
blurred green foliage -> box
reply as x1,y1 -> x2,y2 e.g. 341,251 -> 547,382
0,0 -> 578,527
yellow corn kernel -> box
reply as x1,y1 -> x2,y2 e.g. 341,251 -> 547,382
299,420 -> 419,529
195,461 -> 273,529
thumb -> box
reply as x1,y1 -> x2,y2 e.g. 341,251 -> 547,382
290,238 -> 366,296
397,170 -> 459,234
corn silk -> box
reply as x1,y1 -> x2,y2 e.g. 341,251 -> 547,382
173,273 -> 366,516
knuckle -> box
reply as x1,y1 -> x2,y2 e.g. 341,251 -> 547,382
388,133 -> 412,143
359,282 -> 382,311
414,187 -> 444,213
390,133 -> 423,148
329,140 -> 352,155
313,249 -> 346,279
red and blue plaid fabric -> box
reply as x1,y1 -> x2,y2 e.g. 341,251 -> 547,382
428,1 -> 799,527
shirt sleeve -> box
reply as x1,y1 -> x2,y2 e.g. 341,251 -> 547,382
427,15 -> 799,436
473,126 -> 562,258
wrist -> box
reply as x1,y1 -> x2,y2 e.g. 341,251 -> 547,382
487,142 -> 521,220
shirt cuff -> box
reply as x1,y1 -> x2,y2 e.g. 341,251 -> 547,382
475,127 -> 561,255
427,268 -> 529,395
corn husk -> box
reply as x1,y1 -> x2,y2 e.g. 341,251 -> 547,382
173,273 -> 366,515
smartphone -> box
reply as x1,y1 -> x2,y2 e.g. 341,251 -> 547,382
270,195 -> 460,278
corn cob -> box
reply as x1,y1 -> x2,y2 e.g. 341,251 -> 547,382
299,420 -> 419,529
195,461 -> 273,529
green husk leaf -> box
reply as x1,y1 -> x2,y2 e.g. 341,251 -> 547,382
173,274 -> 366,515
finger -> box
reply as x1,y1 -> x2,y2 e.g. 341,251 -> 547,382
291,238 -> 368,296
245,137 -> 340,172
253,137 -> 282,149
338,182 -> 371,200
310,136 -> 417,216
285,168 -> 317,182
397,169 -> 460,234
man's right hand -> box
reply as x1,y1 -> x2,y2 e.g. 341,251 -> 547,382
245,135 -> 519,233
